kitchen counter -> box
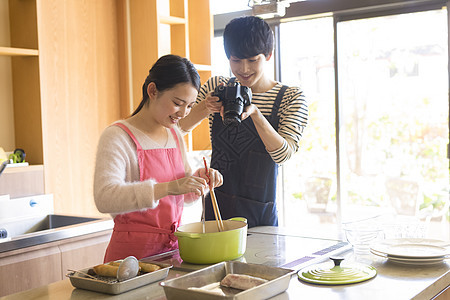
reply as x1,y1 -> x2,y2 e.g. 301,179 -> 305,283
1,227 -> 449,300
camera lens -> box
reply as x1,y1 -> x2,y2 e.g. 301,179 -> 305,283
223,113 -> 241,127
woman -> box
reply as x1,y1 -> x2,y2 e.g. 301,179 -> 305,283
94,54 -> 223,262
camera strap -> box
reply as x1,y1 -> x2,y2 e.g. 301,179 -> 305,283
228,77 -> 237,85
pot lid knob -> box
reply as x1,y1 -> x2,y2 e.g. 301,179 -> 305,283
330,256 -> 344,267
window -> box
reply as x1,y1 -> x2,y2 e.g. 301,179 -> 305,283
337,9 -> 449,238
212,36 -> 231,77
279,8 -> 449,240
279,17 -> 337,232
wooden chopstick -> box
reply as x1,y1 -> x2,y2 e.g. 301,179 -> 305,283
203,157 -> 225,232
210,188 -> 224,231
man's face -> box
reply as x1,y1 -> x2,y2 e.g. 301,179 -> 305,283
229,54 -> 268,88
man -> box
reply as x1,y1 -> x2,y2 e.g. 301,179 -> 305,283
179,16 -> 308,227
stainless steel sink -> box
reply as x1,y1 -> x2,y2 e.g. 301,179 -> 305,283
1,214 -> 104,237
0,214 -> 113,253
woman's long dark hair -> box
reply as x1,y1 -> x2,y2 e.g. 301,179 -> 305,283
131,54 -> 201,116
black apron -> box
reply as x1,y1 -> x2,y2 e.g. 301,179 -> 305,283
205,80 -> 288,228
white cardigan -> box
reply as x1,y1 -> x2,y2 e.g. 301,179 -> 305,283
93,120 -> 193,217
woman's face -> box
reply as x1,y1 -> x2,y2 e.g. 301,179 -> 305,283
149,82 -> 198,128
229,54 -> 269,89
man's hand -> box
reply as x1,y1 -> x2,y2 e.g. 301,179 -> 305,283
205,92 -> 222,114
240,104 -> 258,121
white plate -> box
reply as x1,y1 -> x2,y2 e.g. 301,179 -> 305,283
370,238 -> 450,259
370,249 -> 449,265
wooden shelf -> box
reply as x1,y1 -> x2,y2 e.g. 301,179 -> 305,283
121,0 -> 212,151
159,15 -> 186,25
2,164 -> 43,174
0,46 -> 38,56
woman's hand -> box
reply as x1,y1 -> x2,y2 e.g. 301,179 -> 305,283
196,167 -> 223,189
208,168 -> 223,189
167,176 -> 208,196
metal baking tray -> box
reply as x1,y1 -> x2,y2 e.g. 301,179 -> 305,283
66,260 -> 172,295
160,261 -> 295,300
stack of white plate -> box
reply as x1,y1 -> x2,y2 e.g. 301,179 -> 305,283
370,238 -> 450,265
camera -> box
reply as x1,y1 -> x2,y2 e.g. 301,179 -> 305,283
212,80 -> 252,127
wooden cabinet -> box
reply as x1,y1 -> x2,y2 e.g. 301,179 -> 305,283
0,165 -> 44,198
0,1 -> 46,200
435,284 -> 450,300
187,0 -> 214,151
1,0 -> 122,216
0,230 -> 111,297
59,233 -> 111,277
0,245 -> 61,296
117,0 -> 212,151
0,0 -> 120,216
1,0 -> 213,218
1,0 -> 42,165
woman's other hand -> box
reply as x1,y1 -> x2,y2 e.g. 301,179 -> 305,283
167,176 -> 207,196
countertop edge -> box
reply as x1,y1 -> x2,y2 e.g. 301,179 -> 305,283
412,269 -> 450,300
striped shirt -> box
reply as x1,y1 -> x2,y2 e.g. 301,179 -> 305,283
197,76 -> 308,164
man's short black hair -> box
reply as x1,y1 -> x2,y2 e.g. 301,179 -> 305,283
223,16 -> 274,59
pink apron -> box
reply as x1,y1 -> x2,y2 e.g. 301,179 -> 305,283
103,123 -> 185,262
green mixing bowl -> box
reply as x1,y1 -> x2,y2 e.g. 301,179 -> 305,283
175,217 -> 247,264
